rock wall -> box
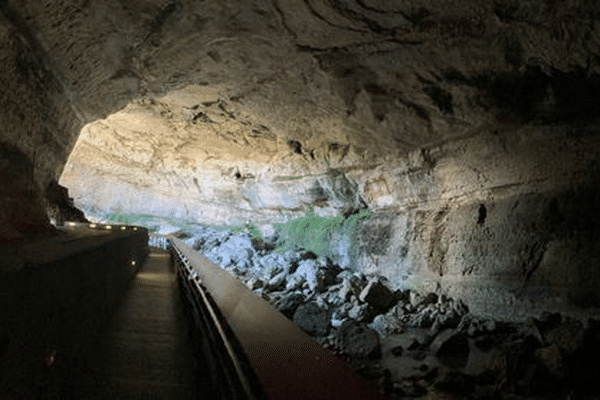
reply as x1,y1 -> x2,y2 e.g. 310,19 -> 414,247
62,112 -> 600,320
0,3 -> 83,239
0,0 -> 600,319
355,126 -> 600,320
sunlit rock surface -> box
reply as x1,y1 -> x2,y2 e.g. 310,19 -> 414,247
0,0 -> 599,318
60,85 -> 370,226
62,109 -> 600,320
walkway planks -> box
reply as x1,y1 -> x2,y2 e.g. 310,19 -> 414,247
67,252 -> 202,399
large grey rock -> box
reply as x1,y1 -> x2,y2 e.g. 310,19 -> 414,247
293,301 -> 331,337
257,253 -> 288,273
275,292 -> 305,320
332,302 -> 353,320
334,321 -> 381,359
293,260 -> 323,292
265,272 -> 286,292
368,314 -> 404,339
409,292 -> 423,308
359,277 -> 394,311
285,275 -> 305,292
432,330 -> 470,369
407,305 -> 437,328
348,303 -> 371,322
338,274 -> 367,301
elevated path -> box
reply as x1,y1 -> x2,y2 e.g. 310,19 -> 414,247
0,224 -> 385,399
66,252 -> 203,399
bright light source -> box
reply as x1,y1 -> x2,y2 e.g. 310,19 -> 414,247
131,260 -> 136,266
121,226 -> 126,230
67,221 -> 77,227
133,227 -> 138,231
106,225 -> 112,229
89,223 -> 97,228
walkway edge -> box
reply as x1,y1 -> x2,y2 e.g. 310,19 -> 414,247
169,236 -> 387,400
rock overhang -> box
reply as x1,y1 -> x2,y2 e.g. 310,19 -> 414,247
0,0 -> 600,318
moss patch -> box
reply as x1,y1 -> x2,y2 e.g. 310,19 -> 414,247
271,209 -> 371,265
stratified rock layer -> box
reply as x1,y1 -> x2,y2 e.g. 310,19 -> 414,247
0,0 -> 598,318
62,118 -> 600,320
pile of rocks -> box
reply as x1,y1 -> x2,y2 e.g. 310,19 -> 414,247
184,226 -> 600,399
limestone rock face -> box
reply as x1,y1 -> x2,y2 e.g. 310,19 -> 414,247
0,0 -> 599,318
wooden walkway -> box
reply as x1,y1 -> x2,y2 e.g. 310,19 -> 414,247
67,252 -> 204,399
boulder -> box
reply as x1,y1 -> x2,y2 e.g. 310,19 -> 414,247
294,259 -> 322,292
331,316 -> 348,328
257,252 -> 287,273
266,272 -> 286,292
407,305 -> 436,328
368,314 -> 403,339
334,321 -> 381,359
409,291 -> 422,308
423,293 -> 439,305
320,263 -> 342,287
246,278 -> 263,290
432,330 -> 470,369
285,275 -> 304,291
348,303 -> 371,322
435,308 -> 461,330
275,292 -> 305,320
332,302 -> 353,320
359,277 -> 393,311
338,273 -> 367,301
293,301 -> 331,337
483,319 -> 496,332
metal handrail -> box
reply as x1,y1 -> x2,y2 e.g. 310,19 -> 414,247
167,236 -> 387,400
169,239 -> 264,400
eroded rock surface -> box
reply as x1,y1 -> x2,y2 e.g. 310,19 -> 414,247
0,0 -> 598,319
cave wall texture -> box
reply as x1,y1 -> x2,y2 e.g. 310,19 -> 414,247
1,0 -> 600,320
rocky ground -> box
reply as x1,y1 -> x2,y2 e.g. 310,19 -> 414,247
155,228 -> 600,399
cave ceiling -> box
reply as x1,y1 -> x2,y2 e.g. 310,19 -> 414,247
4,0 -> 600,172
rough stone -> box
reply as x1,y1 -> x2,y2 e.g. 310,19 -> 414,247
246,278 -> 263,291
483,319 -> 496,332
358,277 -> 394,312
334,321 -> 381,359
434,331 -> 470,369
266,272 -> 286,292
293,301 -> 330,337
338,274 -> 367,302
274,292 -> 304,320
285,275 -> 304,292
367,312 -> 404,339
409,292 -> 423,308
407,306 -> 436,328
348,303 -> 371,323
0,0 -> 599,331
293,260 -> 322,293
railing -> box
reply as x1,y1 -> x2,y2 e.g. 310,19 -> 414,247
148,234 -> 168,250
168,238 -> 267,400
167,236 -> 387,400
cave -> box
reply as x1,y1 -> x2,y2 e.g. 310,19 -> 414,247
1,0 -> 600,398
